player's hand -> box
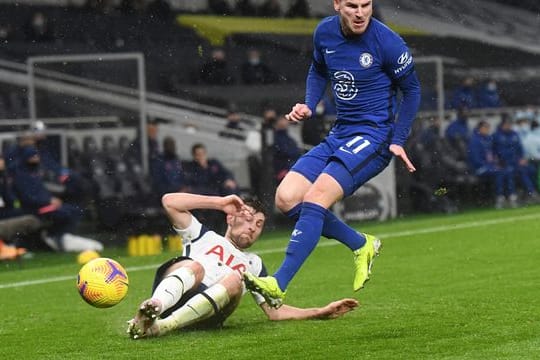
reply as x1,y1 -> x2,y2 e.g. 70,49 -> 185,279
219,195 -> 245,216
389,144 -> 416,173
316,298 -> 359,319
285,103 -> 312,123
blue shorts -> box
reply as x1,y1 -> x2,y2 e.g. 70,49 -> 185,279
291,133 -> 392,197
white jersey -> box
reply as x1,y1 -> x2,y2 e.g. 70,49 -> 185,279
174,215 -> 267,295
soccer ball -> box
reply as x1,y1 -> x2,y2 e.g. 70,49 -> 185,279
77,258 -> 129,308
77,250 -> 101,265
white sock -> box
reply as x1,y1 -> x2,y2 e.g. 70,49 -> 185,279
157,284 -> 229,335
151,267 -> 196,314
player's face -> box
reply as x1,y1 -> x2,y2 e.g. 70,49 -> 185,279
334,0 -> 373,36
228,207 -> 265,249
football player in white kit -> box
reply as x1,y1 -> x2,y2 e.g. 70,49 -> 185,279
127,192 -> 359,339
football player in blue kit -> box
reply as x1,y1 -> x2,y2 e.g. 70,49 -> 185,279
244,0 -> 421,307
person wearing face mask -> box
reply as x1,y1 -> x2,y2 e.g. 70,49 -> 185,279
478,79 -> 502,108
126,193 -> 359,339
240,48 -> 279,85
493,118 -> 540,206
12,146 -> 103,252
451,77 -> 477,110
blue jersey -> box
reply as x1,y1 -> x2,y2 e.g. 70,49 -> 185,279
305,16 -> 420,146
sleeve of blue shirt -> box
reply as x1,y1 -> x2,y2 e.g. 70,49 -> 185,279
383,38 -> 421,146
304,27 -> 329,114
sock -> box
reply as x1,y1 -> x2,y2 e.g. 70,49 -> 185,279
322,211 -> 365,251
157,284 -> 229,335
284,203 -> 365,251
274,202 -> 327,291
151,267 -> 196,314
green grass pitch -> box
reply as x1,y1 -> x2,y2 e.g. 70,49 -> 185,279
1,205 -> 540,359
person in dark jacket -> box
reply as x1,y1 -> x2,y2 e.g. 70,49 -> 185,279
0,153 -> 41,247
468,121 -> 513,208
13,146 -> 103,252
272,115 -> 301,182
183,143 -> 239,233
492,118 -> 539,206
151,137 -> 186,197
183,143 -> 238,197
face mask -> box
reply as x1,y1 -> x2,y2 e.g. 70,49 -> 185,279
487,83 -> 497,91
248,58 -> 260,66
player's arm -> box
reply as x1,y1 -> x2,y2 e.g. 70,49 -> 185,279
258,299 -> 359,321
161,193 -> 245,230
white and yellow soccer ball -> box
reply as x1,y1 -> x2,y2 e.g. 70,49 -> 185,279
77,257 -> 129,308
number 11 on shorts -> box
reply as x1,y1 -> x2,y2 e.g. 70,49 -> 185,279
343,136 -> 371,154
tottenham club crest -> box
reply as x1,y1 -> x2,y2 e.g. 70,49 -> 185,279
359,52 -> 373,68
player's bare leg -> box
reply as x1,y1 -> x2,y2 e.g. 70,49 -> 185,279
127,260 -> 204,339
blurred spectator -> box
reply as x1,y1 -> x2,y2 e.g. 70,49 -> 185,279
273,115 -> 301,182
235,0 -> 257,16
126,119 -> 160,165
493,117 -> 539,205
241,48 -> 279,85
522,120 -> 540,190
219,105 -> 246,141
258,0 -> 283,17
514,116 -> 531,141
4,133 -> 36,174
477,79 -> 502,108
198,48 -> 234,85
445,106 -> 470,161
151,136 -> 186,197
523,120 -> 540,161
302,99 -> 330,148
450,77 -> 477,109
184,143 -> 239,197
287,0 -> 310,18
183,143 -> 239,233
468,120 -> 513,209
408,117 -> 468,213
25,12 -> 55,42
30,121 -> 92,205
0,24 -> 14,42
0,154 -> 41,247
13,146 -> 103,252
208,0 -> 233,15
146,0 -> 172,20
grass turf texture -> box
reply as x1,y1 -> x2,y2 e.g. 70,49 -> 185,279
1,206 -> 540,359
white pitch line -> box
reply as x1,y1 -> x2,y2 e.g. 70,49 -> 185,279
1,212 -> 539,290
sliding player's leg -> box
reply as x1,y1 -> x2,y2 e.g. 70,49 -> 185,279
156,272 -> 243,336
127,257 -> 203,339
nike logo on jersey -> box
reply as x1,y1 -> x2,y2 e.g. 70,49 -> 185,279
291,229 -> 303,237
325,49 -> 336,54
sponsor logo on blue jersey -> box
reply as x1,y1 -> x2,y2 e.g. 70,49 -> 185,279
394,51 -> 413,75
333,71 -> 358,101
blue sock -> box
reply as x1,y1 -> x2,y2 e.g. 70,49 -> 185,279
284,203 -> 365,251
322,211 -> 365,251
274,202 -> 327,291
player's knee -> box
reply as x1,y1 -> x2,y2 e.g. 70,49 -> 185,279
220,272 -> 243,298
275,187 -> 300,212
189,261 -> 205,283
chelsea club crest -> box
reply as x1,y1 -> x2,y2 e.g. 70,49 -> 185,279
359,53 -> 373,68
